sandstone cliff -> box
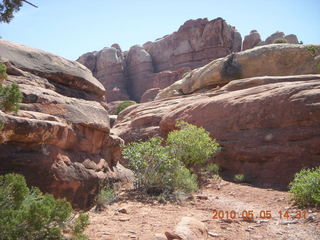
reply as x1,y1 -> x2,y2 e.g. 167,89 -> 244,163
78,17 -> 242,102
78,18 -> 301,104
0,40 -> 132,209
112,44 -> 320,188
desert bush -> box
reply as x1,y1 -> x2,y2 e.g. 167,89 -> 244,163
306,45 -> 318,56
173,165 -> 198,193
0,82 -> 23,112
289,167 -> 320,207
273,38 -> 288,44
122,137 -> 198,193
115,100 -> 136,115
0,173 -> 89,240
70,212 -> 89,240
0,63 -> 8,83
234,174 -> 249,183
167,121 -> 220,169
96,184 -> 115,207
205,163 -> 220,175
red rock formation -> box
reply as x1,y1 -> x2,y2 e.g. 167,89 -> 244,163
143,18 -> 241,72
78,17 -> 242,102
152,67 -> 191,89
242,30 -> 261,50
126,45 -> 154,101
77,46 -> 130,102
140,88 -> 161,103
0,40 -> 132,209
243,30 -> 300,50
112,74 -> 320,188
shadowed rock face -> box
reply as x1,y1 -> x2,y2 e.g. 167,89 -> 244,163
0,40 -> 131,209
112,74 -> 320,188
78,17 -> 242,102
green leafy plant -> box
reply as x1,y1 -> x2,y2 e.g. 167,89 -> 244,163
70,212 -> 89,240
289,167 -> 320,207
167,121 -> 220,169
122,137 -> 198,194
0,173 -> 89,240
173,165 -> 198,193
306,45 -> 318,56
205,163 -> 220,175
234,174 -> 249,183
0,63 -> 8,83
273,38 -> 288,44
115,100 -> 136,115
96,184 -> 115,207
0,82 -> 23,112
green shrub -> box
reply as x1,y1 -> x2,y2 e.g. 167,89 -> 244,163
122,137 -> 198,193
115,100 -> 136,115
0,82 -> 23,112
173,165 -> 198,193
289,167 -> 320,207
273,38 -> 288,44
167,121 -> 220,169
96,184 -> 115,207
0,63 -> 8,84
71,212 -> 89,240
234,174 -> 249,183
205,163 -> 220,175
306,45 -> 318,56
0,173 -> 89,240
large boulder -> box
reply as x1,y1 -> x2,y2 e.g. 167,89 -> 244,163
156,44 -> 320,99
165,217 -> 208,240
113,74 -> 320,188
0,40 -> 105,101
0,40 -> 130,209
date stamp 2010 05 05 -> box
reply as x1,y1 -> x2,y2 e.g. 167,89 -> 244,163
212,209 -> 308,220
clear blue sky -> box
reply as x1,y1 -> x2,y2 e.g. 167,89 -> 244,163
1,0 -> 319,60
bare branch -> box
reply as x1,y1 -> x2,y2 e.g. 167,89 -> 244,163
22,0 -> 38,8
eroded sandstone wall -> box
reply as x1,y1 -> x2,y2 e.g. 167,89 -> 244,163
0,40 -> 132,209
78,17 -> 242,102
